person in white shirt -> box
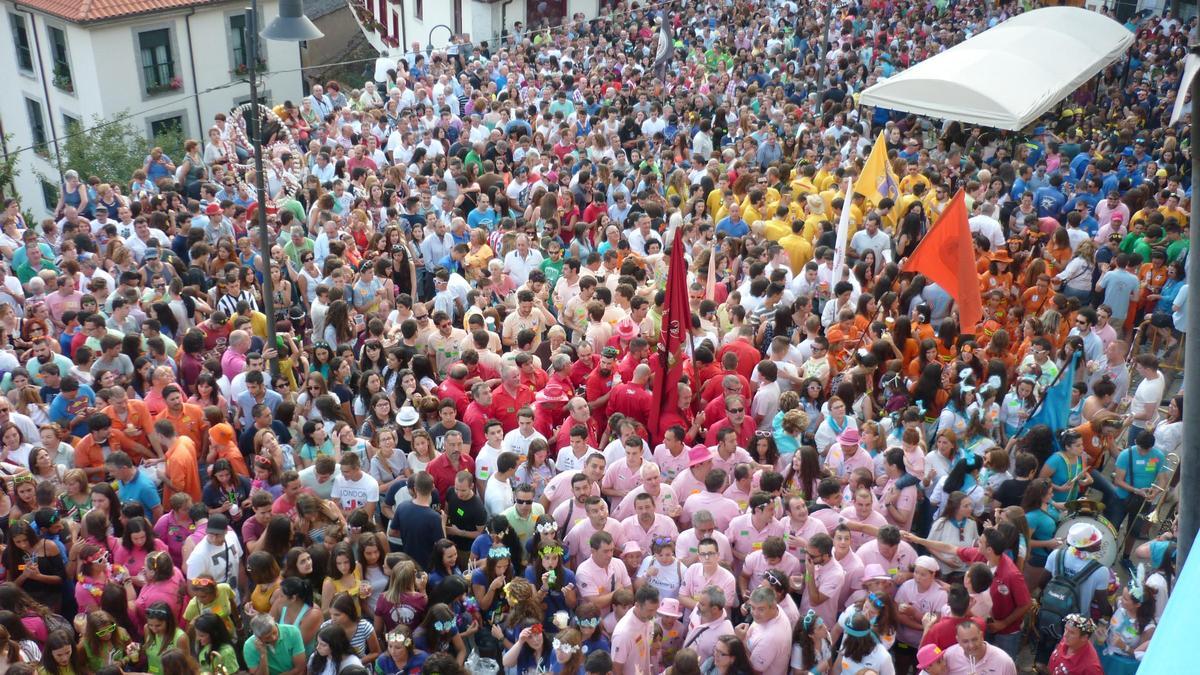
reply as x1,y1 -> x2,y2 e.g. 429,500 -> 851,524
503,410 -> 547,458
185,513 -> 244,593
968,202 -> 1006,250
475,420 -> 505,495
484,451 -> 519,516
331,453 -> 380,518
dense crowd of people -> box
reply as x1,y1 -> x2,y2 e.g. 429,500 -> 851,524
0,0 -> 1189,673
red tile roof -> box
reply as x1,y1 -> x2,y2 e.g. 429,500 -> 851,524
20,0 -> 226,23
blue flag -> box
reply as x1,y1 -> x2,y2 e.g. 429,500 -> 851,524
1023,351 -> 1080,437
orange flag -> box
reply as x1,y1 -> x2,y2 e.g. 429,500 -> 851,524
900,189 -> 983,332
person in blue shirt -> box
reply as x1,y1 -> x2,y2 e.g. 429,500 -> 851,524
1010,165 -> 1034,201
467,196 -> 497,231
48,376 -> 96,438
1034,174 -> 1067,219
1097,254 -> 1141,327
715,203 -> 749,238
1111,430 -> 1167,564
525,541 -> 577,630
108,450 -> 163,520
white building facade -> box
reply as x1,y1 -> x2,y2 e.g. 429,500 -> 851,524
0,0 -> 306,217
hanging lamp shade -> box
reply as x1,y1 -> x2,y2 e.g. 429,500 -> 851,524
261,0 -> 324,42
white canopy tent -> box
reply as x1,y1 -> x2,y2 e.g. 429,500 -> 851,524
857,7 -> 1134,131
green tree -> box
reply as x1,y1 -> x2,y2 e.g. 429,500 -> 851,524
59,113 -> 189,186
0,133 -> 20,202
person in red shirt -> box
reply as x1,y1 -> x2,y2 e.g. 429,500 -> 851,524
585,347 -> 621,429
425,430 -> 475,499
462,382 -> 494,457
490,365 -> 536,433
436,365 -> 471,419
553,397 -> 600,451
615,337 -> 649,383
699,353 -> 752,408
1047,614 -> 1103,675
702,377 -> 746,432
704,395 -> 755,448
517,352 -> 549,391
717,327 -> 761,384
606,364 -> 653,430
921,583 -> 987,651
532,382 -> 570,438
907,527 -> 1031,658
658,383 -> 700,444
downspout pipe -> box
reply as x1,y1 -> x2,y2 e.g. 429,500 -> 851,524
184,8 -> 205,135
16,5 -> 65,189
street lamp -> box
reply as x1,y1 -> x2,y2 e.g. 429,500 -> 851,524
245,0 -> 321,375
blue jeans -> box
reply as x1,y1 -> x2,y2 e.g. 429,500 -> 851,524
988,630 -> 1022,659
1088,469 -> 1123,524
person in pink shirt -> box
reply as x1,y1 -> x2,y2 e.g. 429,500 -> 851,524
854,524 -> 919,586
575,530 -> 631,613
943,619 -> 1018,675
682,585 -> 735,663
552,473 -> 596,530
601,435 -> 648,498
896,556 -> 949,651
620,492 -> 679,553
671,445 -> 713,504
738,585 -> 792,675
832,524 -> 865,608
681,468 -> 741,530
840,487 -> 889,550
134,549 -> 188,624
783,494 -> 828,562
541,453 -> 605,513
651,426 -> 691,483
710,427 -> 752,479
564,496 -> 625,568
611,586 -> 660,675
727,492 -> 786,571
740,536 -> 799,600
809,477 -> 845,534
676,511 -> 734,567
721,463 -> 755,511
825,427 -> 875,481
878,448 -> 919,530
798,532 -> 845,631
611,462 -> 681,521
678,538 -> 737,614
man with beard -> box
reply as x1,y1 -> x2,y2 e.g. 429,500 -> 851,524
585,346 -> 621,429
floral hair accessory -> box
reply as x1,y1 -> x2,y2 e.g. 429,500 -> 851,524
538,545 -> 564,558
536,521 -> 558,535
386,632 -> 413,647
433,619 -> 455,632
553,638 -> 581,654
488,546 -> 511,559
577,617 -> 600,629
1064,613 -> 1096,634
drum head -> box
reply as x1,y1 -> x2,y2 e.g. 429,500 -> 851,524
1055,514 -> 1119,567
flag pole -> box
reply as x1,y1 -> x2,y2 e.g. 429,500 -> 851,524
1012,351 -> 1080,440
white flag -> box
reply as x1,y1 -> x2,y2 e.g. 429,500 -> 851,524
831,177 -> 853,286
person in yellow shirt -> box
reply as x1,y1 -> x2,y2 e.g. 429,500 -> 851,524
898,163 -> 932,196
814,156 -> 839,192
706,183 -> 730,219
802,195 -> 828,242
741,189 -> 767,225
759,205 -> 793,241
1159,192 -> 1188,226
779,220 -> 815,273
790,164 -> 818,197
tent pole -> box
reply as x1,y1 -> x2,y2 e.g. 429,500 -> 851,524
1180,58 -> 1200,566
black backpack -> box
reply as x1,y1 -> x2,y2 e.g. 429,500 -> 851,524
1039,549 -> 1101,633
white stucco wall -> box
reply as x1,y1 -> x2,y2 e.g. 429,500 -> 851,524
0,0 -> 305,218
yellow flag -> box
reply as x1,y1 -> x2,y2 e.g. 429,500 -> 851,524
854,130 -> 900,206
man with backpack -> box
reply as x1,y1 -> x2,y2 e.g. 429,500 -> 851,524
1036,523 -> 1113,664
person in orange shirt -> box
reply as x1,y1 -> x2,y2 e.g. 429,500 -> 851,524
101,386 -> 160,460
74,414 -> 143,482
156,418 -> 201,502
1019,274 -> 1052,317
207,421 -> 249,477
155,385 -> 208,455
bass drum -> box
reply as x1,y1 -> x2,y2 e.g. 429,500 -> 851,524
1055,514 -> 1119,567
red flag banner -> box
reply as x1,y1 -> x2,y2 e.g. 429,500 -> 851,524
899,189 -> 983,332
649,239 -> 691,441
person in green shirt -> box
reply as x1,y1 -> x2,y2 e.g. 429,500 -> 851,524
282,225 -> 315,267
1164,221 -> 1189,262
194,612 -> 242,675
14,244 -> 58,284
539,242 -> 565,289
142,602 -> 190,674
244,614 -> 307,675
